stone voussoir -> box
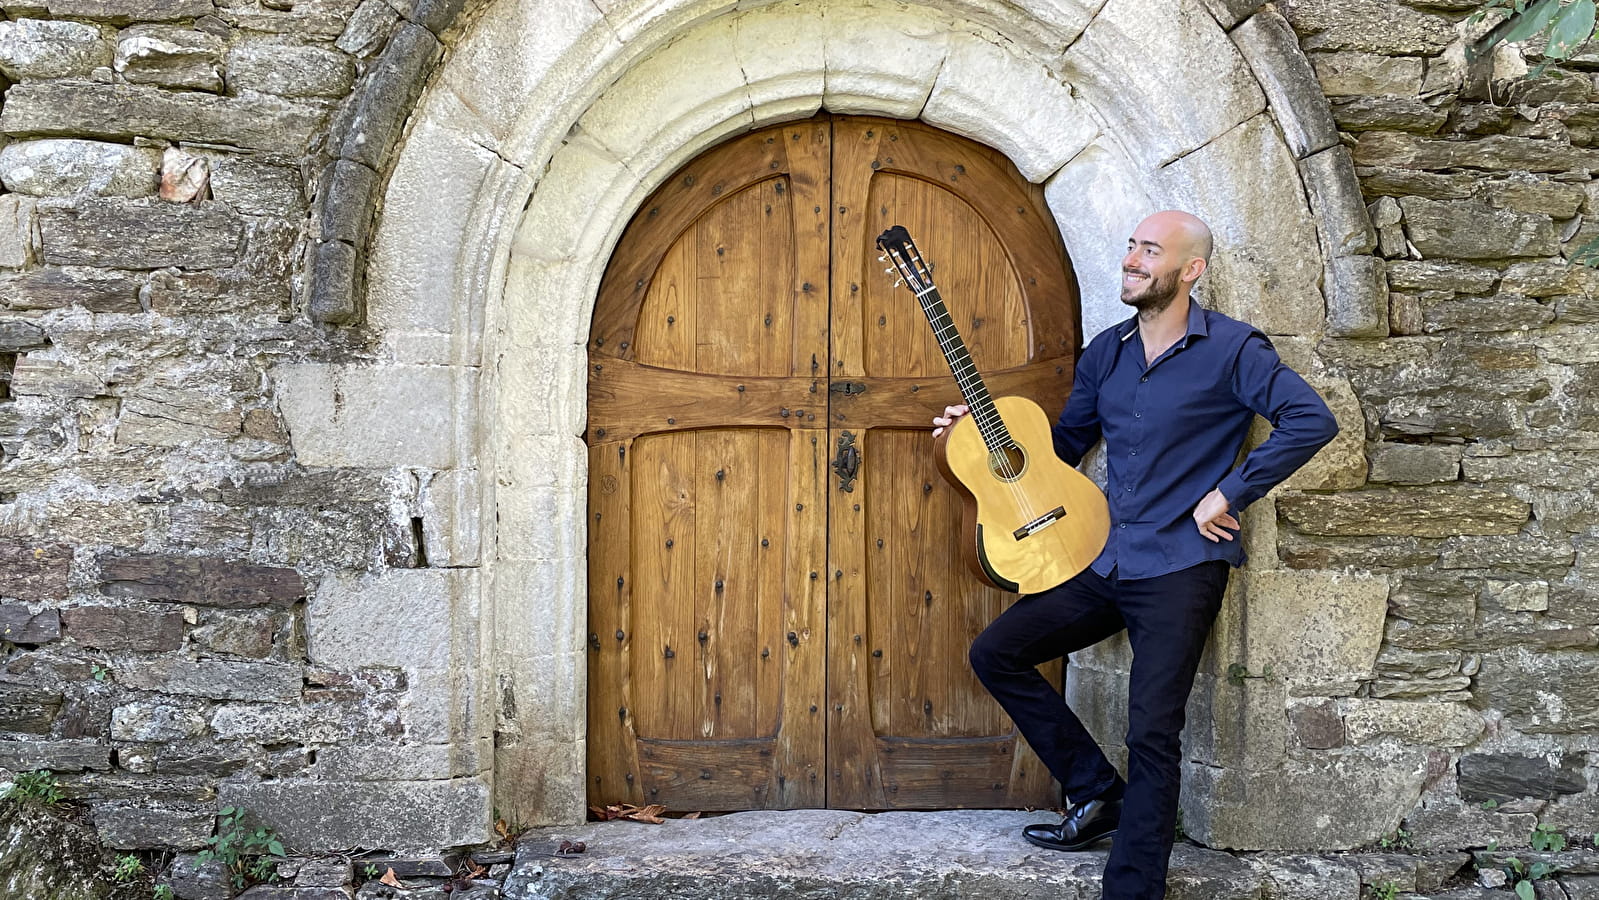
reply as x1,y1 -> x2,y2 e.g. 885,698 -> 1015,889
1231,8 -> 1342,159
308,237 -> 361,325
333,22 -> 442,171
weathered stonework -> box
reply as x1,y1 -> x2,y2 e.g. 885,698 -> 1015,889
1,0 -> 1595,877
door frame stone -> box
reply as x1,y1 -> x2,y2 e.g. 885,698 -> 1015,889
316,0 -> 1392,846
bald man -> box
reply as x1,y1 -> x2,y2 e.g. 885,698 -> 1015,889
933,211 -> 1337,900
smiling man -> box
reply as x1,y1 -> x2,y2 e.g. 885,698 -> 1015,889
933,210 -> 1338,900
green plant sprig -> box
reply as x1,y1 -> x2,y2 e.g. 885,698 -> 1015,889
196,807 -> 288,890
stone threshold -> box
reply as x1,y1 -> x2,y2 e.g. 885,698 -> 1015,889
496,809 -> 1560,900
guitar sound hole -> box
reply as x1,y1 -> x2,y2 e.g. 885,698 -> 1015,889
988,445 -> 1026,482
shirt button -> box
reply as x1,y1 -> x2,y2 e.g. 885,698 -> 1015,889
1119,523 -> 1127,529
1134,412 -> 1142,418
1125,486 -> 1133,492
1130,450 -> 1138,456
1140,376 -> 1148,383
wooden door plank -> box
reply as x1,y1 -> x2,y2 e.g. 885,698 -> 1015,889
588,359 -> 824,443
829,116 -> 1076,810
827,357 -> 1074,430
691,429 -> 762,741
826,116 -> 882,810
785,122 -> 831,390
774,119 -> 831,808
587,440 -> 639,805
591,132 -> 789,358
777,427 -> 827,807
633,239 -> 695,369
630,431 -> 699,748
844,117 -> 1080,363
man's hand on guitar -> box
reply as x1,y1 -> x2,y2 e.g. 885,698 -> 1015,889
1193,488 -> 1239,542
932,404 -> 969,438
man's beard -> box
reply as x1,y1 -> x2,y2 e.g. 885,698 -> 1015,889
1120,267 -> 1181,314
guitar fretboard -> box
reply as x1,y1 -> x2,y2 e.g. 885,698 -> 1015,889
915,285 -> 1014,453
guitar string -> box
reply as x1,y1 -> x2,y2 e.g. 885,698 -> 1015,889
900,246 -> 1039,526
922,293 -> 1038,524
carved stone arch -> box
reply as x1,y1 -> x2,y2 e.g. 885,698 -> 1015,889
288,0 -> 1392,847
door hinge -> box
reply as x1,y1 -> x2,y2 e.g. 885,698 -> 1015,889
829,381 -> 867,395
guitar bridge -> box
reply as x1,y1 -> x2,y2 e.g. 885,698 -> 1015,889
1012,506 -> 1067,541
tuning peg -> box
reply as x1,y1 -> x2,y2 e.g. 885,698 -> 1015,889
884,267 -> 895,275
877,255 -> 887,262
894,279 -> 904,288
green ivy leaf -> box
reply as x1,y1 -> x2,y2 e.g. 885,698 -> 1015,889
1547,0 -> 1597,58
1516,879 -> 1537,900
1503,0 -> 1566,44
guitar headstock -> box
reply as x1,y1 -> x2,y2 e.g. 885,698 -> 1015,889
875,225 -> 935,295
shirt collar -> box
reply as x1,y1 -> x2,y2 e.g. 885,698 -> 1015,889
1118,298 -> 1208,345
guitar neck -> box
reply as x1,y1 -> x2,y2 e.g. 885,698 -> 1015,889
915,284 -> 1014,451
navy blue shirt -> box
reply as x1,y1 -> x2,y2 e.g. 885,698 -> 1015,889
1052,301 -> 1338,580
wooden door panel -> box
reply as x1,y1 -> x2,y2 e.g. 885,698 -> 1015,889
590,115 -> 1080,813
865,430 -> 1007,741
588,122 -> 830,811
862,173 -> 1028,377
826,117 -> 1075,810
630,178 -> 796,376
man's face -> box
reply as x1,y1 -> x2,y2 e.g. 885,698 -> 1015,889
1119,222 -> 1188,313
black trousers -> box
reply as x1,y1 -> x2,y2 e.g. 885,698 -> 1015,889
968,560 -> 1229,900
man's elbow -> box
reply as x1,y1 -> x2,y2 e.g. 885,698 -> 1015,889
1309,404 -> 1339,450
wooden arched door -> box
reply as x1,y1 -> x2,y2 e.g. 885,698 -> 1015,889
586,116 -> 1081,812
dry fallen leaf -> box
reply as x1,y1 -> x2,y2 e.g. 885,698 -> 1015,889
379,867 -> 403,888
623,804 -> 667,824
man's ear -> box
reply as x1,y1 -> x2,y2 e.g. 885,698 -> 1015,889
1184,257 -> 1208,283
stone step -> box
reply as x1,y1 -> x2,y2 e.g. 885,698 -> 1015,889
501,809 -> 1482,900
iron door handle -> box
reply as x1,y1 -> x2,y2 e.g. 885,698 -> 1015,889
833,431 -> 859,492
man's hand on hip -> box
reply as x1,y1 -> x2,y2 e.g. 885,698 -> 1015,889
1194,488 -> 1239,542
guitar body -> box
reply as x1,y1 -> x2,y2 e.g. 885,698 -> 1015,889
934,395 -> 1111,594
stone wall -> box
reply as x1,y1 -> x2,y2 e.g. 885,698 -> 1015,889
0,0 -> 1593,860
0,0 -> 491,852
1268,0 -> 1599,853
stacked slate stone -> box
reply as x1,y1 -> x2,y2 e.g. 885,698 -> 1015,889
0,0 -> 469,858
1274,0 -> 1599,853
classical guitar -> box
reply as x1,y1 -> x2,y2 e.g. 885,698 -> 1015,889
876,225 -> 1110,594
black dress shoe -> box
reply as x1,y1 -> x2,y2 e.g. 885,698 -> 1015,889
1022,796 -> 1121,852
